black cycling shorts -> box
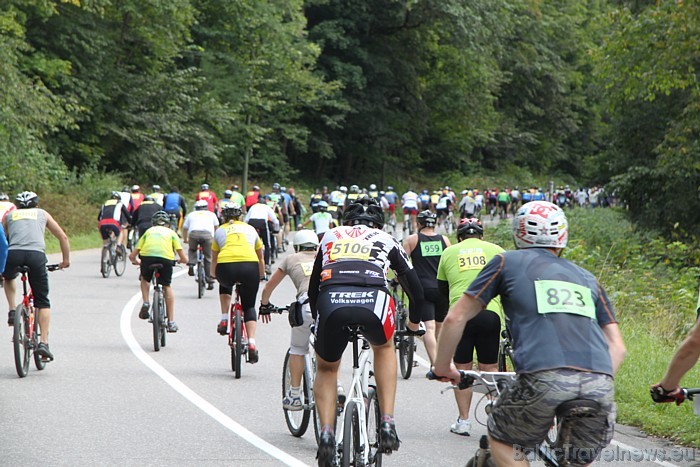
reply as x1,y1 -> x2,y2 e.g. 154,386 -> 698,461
454,309 -> 500,365
314,285 -> 395,362
3,250 -> 50,308
99,224 -> 120,240
139,256 -> 174,286
215,261 -> 259,322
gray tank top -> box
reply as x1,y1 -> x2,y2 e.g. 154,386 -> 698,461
6,208 -> 47,251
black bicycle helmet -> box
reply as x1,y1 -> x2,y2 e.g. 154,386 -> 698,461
343,196 -> 384,228
457,217 -> 483,239
111,191 -> 121,200
151,210 -> 171,226
222,203 -> 243,221
15,191 -> 39,209
417,210 -> 437,228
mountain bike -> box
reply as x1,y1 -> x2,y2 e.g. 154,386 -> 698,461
383,213 -> 397,237
402,212 -> 415,238
335,325 -> 382,467
195,245 -> 206,299
149,264 -> 167,352
223,283 -> 250,379
390,280 -> 414,379
12,264 -> 60,378
444,210 -> 456,235
269,304 -> 322,442
126,225 -> 138,252
101,232 -> 126,278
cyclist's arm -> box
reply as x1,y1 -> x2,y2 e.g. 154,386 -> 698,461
433,293 -> 483,381
256,247 -> 265,279
437,279 -> 449,301
402,234 -> 417,256
396,269 -> 424,326
175,246 -> 187,264
601,323 -> 626,376
308,250 -> 323,319
211,249 -> 218,279
657,318 -> 700,390
121,204 -> 132,225
261,268 -> 286,305
180,196 -> 187,216
45,211 -> 70,269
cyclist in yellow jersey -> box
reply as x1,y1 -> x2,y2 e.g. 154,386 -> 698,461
212,203 -> 266,363
129,211 -> 187,332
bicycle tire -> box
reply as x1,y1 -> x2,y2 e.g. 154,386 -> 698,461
282,349 -> 311,437
399,335 -> 414,379
197,260 -> 205,299
100,247 -> 111,278
159,294 -> 167,348
465,454 -> 496,467
233,309 -> 242,378
367,386 -> 383,466
152,291 -> 162,352
13,305 -> 30,377
114,245 -> 127,276
341,400 -> 361,467
33,313 -> 46,371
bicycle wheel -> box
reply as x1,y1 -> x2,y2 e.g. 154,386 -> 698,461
367,386 -> 383,466
233,310 -> 242,378
197,260 -> 205,299
13,306 -> 30,377
282,349 -> 311,437
152,292 -> 162,352
159,294 -> 167,348
341,400 -> 361,467
100,246 -> 111,278
114,245 -> 127,276
33,313 -> 46,371
399,335 -> 414,379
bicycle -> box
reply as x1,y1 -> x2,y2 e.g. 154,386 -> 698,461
335,325 -> 382,467
149,264 -> 167,352
223,283 -> 252,379
101,231 -> 126,278
402,212 -> 415,238
126,225 -> 138,252
269,304 -> 322,442
390,280 -> 415,379
195,245 -> 206,299
444,210 -> 455,235
12,264 -> 60,378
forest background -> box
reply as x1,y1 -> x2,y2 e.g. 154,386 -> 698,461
2,0 -> 700,445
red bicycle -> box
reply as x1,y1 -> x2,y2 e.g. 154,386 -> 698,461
12,264 -> 60,378
225,282 -> 249,379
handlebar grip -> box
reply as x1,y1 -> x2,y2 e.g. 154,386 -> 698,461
426,370 -> 476,390
650,386 -> 686,404
47,264 -> 61,272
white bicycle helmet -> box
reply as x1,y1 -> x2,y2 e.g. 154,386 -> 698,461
194,200 -> 209,210
512,201 -> 568,249
294,230 -> 320,251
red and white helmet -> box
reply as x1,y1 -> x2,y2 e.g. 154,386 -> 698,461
512,201 -> 568,249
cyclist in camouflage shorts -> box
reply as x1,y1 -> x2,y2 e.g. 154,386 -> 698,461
434,201 -> 627,466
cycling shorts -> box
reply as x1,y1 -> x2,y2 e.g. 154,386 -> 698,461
139,256 -> 174,286
3,250 -> 50,308
403,207 -> 418,215
436,208 -> 448,218
215,261 -> 259,322
98,219 -> 122,240
488,369 -> 615,466
290,303 -> 313,356
409,287 -> 447,322
314,285 -> 395,362
388,204 -> 396,214
454,309 -> 500,364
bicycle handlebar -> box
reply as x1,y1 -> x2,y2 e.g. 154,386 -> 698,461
47,264 -> 61,272
650,386 -> 700,405
427,369 -> 516,393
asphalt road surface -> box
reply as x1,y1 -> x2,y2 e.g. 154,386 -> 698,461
0,238 -> 696,466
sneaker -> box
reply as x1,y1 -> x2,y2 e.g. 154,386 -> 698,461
378,421 -> 400,453
206,282 -> 215,291
36,342 -> 54,362
248,342 -> 259,364
283,391 -> 303,411
167,321 -> 179,333
8,310 -> 14,327
217,319 -> 228,335
450,418 -> 471,436
139,302 -> 150,320
265,265 -> 271,275
337,385 -> 346,408
316,430 -> 336,467
188,266 -> 194,276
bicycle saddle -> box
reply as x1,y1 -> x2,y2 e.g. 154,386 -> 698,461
556,399 -> 601,418
14,266 -> 31,274
149,264 -> 164,270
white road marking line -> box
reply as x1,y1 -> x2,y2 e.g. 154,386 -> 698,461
119,271 -> 310,467
413,346 -> 677,466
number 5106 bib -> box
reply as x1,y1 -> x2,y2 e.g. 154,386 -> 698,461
534,280 -> 595,319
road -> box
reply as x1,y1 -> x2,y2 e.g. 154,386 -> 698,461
0,240 -> 696,466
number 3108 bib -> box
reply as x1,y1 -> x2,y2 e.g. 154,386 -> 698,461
534,280 -> 595,319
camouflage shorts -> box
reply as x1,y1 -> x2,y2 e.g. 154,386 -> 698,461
488,369 -> 616,464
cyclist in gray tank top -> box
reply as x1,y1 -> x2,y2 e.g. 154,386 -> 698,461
2,191 -> 70,362
433,201 -> 626,466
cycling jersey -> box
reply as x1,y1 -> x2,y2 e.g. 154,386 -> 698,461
213,220 -> 262,263
244,203 -> 280,229
149,192 -> 164,206
136,225 -> 182,261
497,192 -> 511,204
230,190 -> 246,207
0,201 -> 16,221
245,191 -> 260,209
163,192 -> 187,214
97,200 -> 131,226
6,208 -> 48,251
384,191 -> 398,205
458,196 -> 476,216
418,193 -> 431,209
278,250 -> 316,299
196,190 -> 218,212
130,192 -> 145,212
132,200 -> 161,235
435,195 -> 451,210
466,248 -> 617,375
309,212 -> 334,235
409,233 -> 447,284
182,210 -> 219,235
401,191 -> 418,209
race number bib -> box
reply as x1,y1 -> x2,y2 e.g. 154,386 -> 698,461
421,241 -> 443,257
329,239 -> 371,261
300,262 -> 313,276
457,252 -> 487,271
12,210 -> 38,221
534,280 -> 595,319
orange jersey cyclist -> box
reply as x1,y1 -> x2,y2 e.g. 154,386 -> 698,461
212,203 -> 266,363
308,196 -> 426,466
